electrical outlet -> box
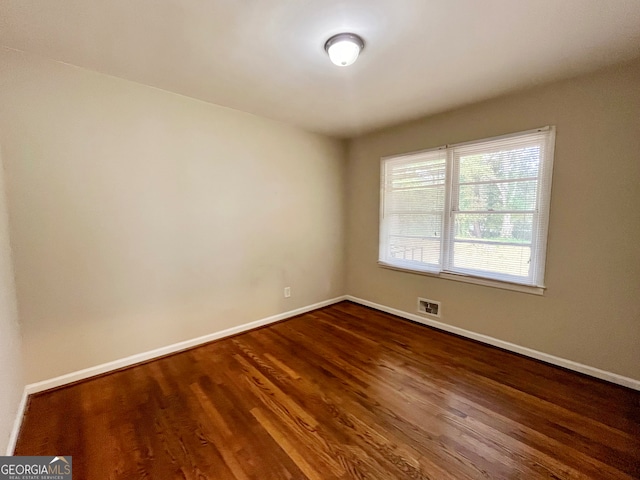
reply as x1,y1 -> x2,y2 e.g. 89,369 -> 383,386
418,297 -> 441,317
284,287 -> 291,298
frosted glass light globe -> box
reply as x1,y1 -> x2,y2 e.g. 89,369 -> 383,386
324,33 -> 364,67
327,39 -> 360,66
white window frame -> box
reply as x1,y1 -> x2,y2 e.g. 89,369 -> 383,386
379,126 -> 556,295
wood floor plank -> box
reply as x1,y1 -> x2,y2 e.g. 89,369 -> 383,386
15,301 -> 640,479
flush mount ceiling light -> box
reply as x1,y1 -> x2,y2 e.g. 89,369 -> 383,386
324,33 -> 365,67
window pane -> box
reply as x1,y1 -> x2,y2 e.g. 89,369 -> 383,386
388,213 -> 441,265
390,159 -> 446,189
388,184 -> 444,212
382,153 -> 446,270
458,180 -> 537,212
454,213 -> 533,242
452,242 -> 532,277
459,146 -> 540,183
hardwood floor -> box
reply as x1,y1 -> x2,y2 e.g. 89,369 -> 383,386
15,301 -> 640,479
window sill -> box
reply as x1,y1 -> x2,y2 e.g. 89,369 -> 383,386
377,262 -> 545,295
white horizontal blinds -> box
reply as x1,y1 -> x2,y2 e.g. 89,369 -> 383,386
448,130 -> 552,285
530,128 -> 555,286
379,127 -> 555,288
381,150 -> 447,272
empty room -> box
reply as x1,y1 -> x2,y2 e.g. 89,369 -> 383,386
0,1 -> 639,479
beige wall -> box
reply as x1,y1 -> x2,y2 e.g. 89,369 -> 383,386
0,48 -> 346,384
0,45 -> 637,389
0,145 -> 23,454
346,59 -> 640,381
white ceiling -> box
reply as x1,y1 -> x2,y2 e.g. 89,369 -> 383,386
1,0 -> 640,138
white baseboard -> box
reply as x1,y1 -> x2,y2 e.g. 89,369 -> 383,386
346,295 -> 640,391
6,388 -> 28,455
24,295 -> 347,396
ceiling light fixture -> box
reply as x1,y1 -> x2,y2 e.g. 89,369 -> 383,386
324,33 -> 365,67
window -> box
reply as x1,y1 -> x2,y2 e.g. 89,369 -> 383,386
379,127 -> 555,292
